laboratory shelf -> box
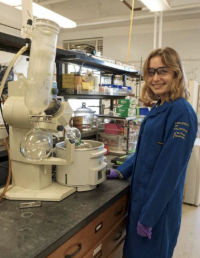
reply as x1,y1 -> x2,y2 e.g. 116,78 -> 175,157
96,115 -> 144,120
0,32 -> 30,56
0,32 -> 141,78
56,50 -> 141,77
61,91 -> 135,99
0,32 -> 141,101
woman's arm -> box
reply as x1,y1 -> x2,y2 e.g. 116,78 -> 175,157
117,153 -> 136,179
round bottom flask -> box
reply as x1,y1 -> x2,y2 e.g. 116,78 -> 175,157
65,124 -> 81,145
20,126 -> 52,162
65,125 -> 92,149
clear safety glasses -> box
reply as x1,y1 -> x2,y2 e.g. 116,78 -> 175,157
148,67 -> 172,77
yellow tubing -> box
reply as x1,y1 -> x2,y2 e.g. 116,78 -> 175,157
126,0 -> 135,64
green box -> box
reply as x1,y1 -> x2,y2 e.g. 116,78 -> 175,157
115,107 -> 136,117
118,99 -> 136,108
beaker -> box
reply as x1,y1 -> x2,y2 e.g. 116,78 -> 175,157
24,19 -> 60,114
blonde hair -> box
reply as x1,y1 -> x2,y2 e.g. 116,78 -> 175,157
140,47 -> 189,102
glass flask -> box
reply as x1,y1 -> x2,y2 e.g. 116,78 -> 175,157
20,123 -> 52,161
65,124 -> 81,145
65,125 -> 92,149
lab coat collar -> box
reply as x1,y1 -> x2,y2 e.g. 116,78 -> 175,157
143,100 -> 171,121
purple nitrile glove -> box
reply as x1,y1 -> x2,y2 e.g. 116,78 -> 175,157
106,169 -> 120,179
137,221 -> 153,240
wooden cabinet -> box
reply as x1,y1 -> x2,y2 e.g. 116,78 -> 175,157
107,238 -> 125,258
47,193 -> 129,258
83,216 -> 127,258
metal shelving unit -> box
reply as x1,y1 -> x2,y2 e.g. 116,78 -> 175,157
96,115 -> 144,155
0,32 -> 141,100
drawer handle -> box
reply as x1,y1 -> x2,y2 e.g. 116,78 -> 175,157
113,231 -> 123,241
114,206 -> 124,216
65,243 -> 82,258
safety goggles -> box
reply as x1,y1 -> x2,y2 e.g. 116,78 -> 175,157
148,67 -> 172,77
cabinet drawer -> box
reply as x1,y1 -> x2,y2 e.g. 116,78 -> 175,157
107,238 -> 125,258
47,193 -> 129,258
83,216 -> 127,258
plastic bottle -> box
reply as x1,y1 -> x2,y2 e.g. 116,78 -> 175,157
119,85 -> 123,95
104,84 -> 109,94
113,85 -> 119,95
99,84 -> 105,94
108,84 -> 113,95
122,86 -> 128,94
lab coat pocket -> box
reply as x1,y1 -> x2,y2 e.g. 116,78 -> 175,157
142,135 -> 163,169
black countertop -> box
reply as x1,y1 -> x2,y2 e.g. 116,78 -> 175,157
0,180 -> 130,258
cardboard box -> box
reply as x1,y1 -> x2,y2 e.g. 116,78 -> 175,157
115,107 -> 136,117
62,82 -> 74,89
62,74 -> 74,79
118,99 -> 137,108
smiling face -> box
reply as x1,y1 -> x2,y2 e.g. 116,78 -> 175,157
147,56 -> 175,103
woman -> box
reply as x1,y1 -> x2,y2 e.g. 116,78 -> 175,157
107,47 -> 198,258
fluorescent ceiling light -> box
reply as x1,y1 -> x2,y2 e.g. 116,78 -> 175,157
139,0 -> 171,12
0,0 -> 76,28
0,0 -> 21,6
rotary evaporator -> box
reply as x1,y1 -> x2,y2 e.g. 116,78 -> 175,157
0,18 -> 107,201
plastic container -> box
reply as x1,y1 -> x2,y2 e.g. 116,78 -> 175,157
104,84 -> 109,94
108,85 -> 113,95
22,19 -> 60,114
99,84 -> 104,94
99,133 -> 124,150
119,85 -> 123,94
113,85 -> 119,95
136,107 -> 149,116
122,86 -> 128,94
105,123 -> 122,134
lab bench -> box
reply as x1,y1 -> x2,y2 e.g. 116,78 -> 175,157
0,179 -> 130,258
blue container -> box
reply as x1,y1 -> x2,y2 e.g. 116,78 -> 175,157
127,86 -> 132,93
139,107 -> 149,115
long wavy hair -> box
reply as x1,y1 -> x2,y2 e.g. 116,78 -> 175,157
140,47 -> 189,102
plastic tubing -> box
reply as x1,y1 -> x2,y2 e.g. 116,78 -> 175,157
0,44 -> 29,98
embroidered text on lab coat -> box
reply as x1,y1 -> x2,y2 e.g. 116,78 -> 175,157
173,122 -> 190,140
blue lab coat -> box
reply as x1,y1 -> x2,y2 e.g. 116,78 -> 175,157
118,97 -> 197,258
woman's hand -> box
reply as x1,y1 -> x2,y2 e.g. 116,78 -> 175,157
137,221 -> 152,240
106,169 -> 120,179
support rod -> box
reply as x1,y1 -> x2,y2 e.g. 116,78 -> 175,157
153,12 -> 158,49
158,12 -> 163,48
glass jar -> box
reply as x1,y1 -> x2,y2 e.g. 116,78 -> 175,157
74,102 -> 96,125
